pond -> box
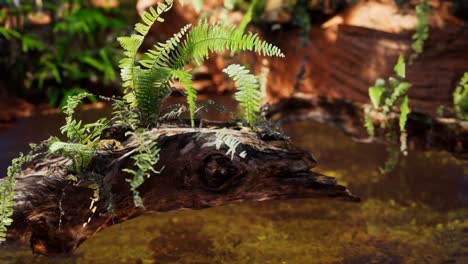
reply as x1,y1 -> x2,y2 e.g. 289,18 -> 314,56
0,96 -> 467,263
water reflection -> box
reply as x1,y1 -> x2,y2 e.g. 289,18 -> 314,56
0,103 -> 467,263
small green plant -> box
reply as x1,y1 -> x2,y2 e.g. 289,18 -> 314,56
0,152 -> 33,242
223,64 -> 262,126
215,129 -> 247,160
122,130 -> 161,208
48,93 -> 108,174
365,54 -> 411,156
118,0 -> 283,127
410,0 -> 430,62
453,72 -> 468,120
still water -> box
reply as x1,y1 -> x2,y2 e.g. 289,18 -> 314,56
0,99 -> 467,263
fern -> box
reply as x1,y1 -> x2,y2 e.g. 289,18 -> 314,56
117,3 -> 284,127
159,104 -> 188,121
223,64 -> 262,126
61,92 -> 107,145
117,0 -> 174,91
0,152 -> 33,243
453,72 -> 468,120
170,70 -> 198,127
140,24 -> 192,69
52,93 -> 107,174
130,20 -> 283,126
170,23 -> 284,69
410,1 -> 430,62
133,67 -> 172,125
49,141 -> 95,174
122,131 -> 161,208
215,129 -> 247,160
365,55 -> 411,155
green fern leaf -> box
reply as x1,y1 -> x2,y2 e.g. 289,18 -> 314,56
223,64 -> 261,125
1,152 -> 33,243
215,129 -> 247,160
399,95 -> 410,132
133,67 -> 172,125
170,70 -> 197,127
169,22 -> 285,70
117,0 -> 174,90
140,24 -> 192,69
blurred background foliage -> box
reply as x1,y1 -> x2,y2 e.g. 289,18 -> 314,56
0,0 -> 133,107
0,0 -> 467,108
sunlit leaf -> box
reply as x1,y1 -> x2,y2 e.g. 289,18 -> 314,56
369,86 -> 385,108
394,54 -> 406,78
399,95 -> 410,131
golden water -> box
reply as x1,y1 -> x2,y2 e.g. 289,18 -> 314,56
0,104 -> 466,263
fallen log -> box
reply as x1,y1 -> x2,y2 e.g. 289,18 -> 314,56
5,122 -> 358,256
268,94 -> 468,159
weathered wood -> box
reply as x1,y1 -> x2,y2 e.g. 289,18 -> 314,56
5,123 -> 358,255
269,94 -> 468,159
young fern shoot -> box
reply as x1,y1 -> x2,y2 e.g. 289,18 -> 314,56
223,64 -> 262,126
366,55 -> 411,155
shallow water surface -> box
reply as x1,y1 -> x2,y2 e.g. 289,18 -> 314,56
0,103 -> 467,263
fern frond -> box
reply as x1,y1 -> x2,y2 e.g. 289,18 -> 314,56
122,131 -> 160,208
117,0 -> 174,90
49,142 -> 95,174
170,70 -> 197,127
140,24 -> 192,69
133,67 -> 173,125
223,64 -> 261,125
169,22 -> 284,69
1,153 -> 33,243
215,129 -> 247,160
62,92 -> 91,116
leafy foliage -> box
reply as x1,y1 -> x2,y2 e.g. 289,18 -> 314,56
0,0 -> 125,106
48,141 -> 95,175
365,55 -> 411,155
50,93 -> 107,174
410,1 -> 430,62
117,0 -> 283,127
453,72 -> 468,120
215,129 -> 247,160
0,152 -> 33,242
122,131 -> 161,208
117,0 -> 174,92
223,64 -> 262,126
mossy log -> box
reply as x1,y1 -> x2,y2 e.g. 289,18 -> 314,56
5,123 -> 358,256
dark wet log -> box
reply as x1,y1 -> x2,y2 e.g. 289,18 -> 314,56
269,93 -> 468,159
5,123 -> 358,255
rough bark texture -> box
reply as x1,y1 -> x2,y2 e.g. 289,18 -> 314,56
268,93 -> 468,159
6,123 -> 358,256
261,23 -> 468,115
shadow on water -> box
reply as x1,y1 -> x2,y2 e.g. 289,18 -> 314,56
0,96 -> 467,263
